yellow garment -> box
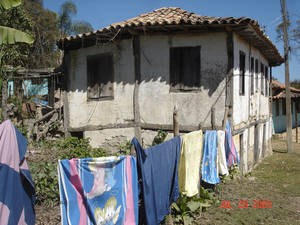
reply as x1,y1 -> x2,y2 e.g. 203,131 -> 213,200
178,130 -> 203,197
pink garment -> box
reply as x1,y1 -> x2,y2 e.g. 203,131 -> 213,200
69,159 -> 87,225
124,156 -> 135,225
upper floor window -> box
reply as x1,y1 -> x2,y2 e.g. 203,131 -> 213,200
239,51 -> 246,96
265,66 -> 269,96
261,63 -> 264,95
255,59 -> 258,92
250,57 -> 254,95
87,53 -> 114,100
170,46 -> 201,91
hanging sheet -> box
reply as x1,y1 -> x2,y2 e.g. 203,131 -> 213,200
201,130 -> 220,184
217,130 -> 229,176
58,156 -> 138,225
178,130 -> 203,197
131,136 -> 181,225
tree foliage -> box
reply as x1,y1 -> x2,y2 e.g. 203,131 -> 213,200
291,79 -> 300,89
23,0 -> 60,68
58,0 -> 93,37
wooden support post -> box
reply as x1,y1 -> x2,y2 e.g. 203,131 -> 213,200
211,107 -> 216,130
173,108 -> 179,137
281,0 -> 293,152
295,101 -> 298,143
48,76 -> 55,108
223,106 -> 229,130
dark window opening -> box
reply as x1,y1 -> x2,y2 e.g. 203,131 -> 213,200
261,63 -> 264,95
239,51 -> 246,96
250,57 -> 254,95
265,66 -> 268,96
170,46 -> 201,91
87,53 -> 114,100
296,99 -> 300,113
70,131 -> 84,139
283,100 -> 286,115
255,59 -> 258,92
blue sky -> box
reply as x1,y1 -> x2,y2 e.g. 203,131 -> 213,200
44,0 -> 300,83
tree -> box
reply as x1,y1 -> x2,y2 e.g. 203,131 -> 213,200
0,0 -> 34,121
58,0 -> 93,37
291,79 -> 300,89
23,0 -> 60,68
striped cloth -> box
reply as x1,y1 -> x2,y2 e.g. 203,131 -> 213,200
225,121 -> 240,166
58,156 -> 138,225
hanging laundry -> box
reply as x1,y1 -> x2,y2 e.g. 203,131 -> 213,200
217,130 -> 229,176
225,120 -> 240,166
178,130 -> 203,197
0,120 -> 36,225
131,136 -> 181,225
58,156 -> 139,225
201,130 -> 220,184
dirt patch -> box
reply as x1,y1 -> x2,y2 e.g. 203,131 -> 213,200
35,205 -> 60,225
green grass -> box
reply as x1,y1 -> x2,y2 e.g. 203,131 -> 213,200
197,139 -> 300,225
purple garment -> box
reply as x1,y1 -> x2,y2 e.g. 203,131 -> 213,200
0,120 -> 35,225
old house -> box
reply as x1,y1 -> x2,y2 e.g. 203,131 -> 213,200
272,79 -> 300,133
58,7 -> 283,173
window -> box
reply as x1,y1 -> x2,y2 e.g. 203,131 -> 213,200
87,53 -> 114,100
276,100 -> 280,116
265,66 -> 268,96
296,99 -> 300,113
170,46 -> 201,91
255,59 -> 258,92
282,100 -> 286,115
261,63 -> 264,95
250,57 -> 254,95
239,51 -> 246,96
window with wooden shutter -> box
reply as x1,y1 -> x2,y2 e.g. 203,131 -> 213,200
87,53 -> 114,100
250,57 -> 254,95
170,46 -> 201,91
255,59 -> 258,92
261,63 -> 264,95
239,51 -> 246,96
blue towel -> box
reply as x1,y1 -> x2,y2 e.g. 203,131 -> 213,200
131,136 -> 181,225
201,130 -> 220,184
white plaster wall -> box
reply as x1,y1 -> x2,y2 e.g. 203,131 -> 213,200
66,40 -> 135,129
232,34 -> 270,126
139,33 -> 228,128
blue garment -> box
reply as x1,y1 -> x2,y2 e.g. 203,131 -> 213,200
131,137 -> 181,225
201,130 -> 220,184
58,156 -> 139,225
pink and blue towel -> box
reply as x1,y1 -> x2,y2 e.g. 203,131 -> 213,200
225,120 -> 240,166
0,120 -> 35,225
58,156 -> 138,225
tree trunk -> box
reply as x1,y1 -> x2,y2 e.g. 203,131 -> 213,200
1,75 -> 8,121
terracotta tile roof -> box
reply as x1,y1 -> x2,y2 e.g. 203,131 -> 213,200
272,79 -> 300,99
58,7 -> 283,66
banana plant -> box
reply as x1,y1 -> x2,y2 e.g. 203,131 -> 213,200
0,0 -> 34,45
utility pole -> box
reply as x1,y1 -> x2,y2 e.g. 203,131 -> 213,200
281,0 -> 293,152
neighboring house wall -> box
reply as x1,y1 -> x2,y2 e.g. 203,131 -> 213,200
8,79 -> 48,96
272,98 -> 300,133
